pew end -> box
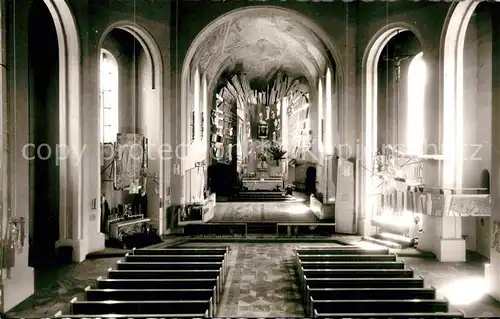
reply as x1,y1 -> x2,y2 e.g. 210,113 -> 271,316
69,296 -> 77,314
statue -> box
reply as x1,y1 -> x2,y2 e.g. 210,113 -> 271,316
266,106 -> 271,120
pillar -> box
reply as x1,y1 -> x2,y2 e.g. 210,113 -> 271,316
485,8 -> 500,300
419,51 -> 465,261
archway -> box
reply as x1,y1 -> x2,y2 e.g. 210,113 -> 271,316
360,23 -> 423,235
180,6 -> 344,207
97,22 -> 165,236
27,0 -> 82,265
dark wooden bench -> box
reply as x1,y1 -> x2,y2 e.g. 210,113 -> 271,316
299,260 -> 405,269
106,268 -> 223,297
302,268 -> 414,278
95,276 -> 220,302
125,253 -> 226,263
312,312 -> 464,319
125,253 -> 228,278
296,246 -> 389,255
297,253 -> 397,262
84,286 -> 217,314
107,268 -> 222,279
55,312 -> 208,319
132,247 -> 229,255
299,268 -> 414,293
310,298 -> 448,316
117,260 -> 226,280
304,277 -> 424,289
69,297 -> 213,317
304,286 -> 436,316
116,260 -> 223,270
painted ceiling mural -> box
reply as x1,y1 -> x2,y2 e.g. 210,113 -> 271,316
191,10 -> 330,84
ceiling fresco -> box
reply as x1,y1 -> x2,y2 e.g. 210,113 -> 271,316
191,10 -> 330,85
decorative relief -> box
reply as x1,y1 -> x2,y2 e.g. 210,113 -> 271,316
492,220 -> 500,253
430,194 -> 444,216
447,195 -> 491,217
192,14 -> 329,82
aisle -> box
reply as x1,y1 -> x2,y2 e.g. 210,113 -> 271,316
216,243 -> 303,317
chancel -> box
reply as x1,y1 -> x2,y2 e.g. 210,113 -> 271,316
3,1 -> 500,318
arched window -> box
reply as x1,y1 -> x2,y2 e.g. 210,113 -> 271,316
406,52 -> 426,155
100,50 -> 119,143
318,78 -> 323,147
325,68 -> 333,154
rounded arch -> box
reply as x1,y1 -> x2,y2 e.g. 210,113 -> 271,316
180,5 -> 345,169
97,21 -> 166,234
359,22 -> 424,233
37,0 -> 84,259
182,6 -> 344,84
98,21 -> 163,90
440,0 -> 479,189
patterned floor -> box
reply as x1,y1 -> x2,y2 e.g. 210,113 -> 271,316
6,238 -> 500,318
213,193 -> 319,223
181,242 -> 312,317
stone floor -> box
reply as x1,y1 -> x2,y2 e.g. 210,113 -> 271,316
6,237 -> 500,318
213,192 -> 320,223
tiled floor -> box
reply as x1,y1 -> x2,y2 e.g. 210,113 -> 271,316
6,238 -> 500,318
213,192 -> 320,223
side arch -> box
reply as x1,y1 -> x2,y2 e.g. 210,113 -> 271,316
358,22 -> 424,234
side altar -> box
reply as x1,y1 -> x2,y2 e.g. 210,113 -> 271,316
369,149 -> 490,262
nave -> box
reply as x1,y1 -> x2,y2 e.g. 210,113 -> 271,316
6,238 -> 498,318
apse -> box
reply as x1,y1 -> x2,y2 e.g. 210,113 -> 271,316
183,7 -> 338,202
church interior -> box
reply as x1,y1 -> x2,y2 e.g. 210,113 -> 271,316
2,0 -> 500,317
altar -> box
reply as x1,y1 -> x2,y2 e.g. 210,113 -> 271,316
242,177 -> 284,191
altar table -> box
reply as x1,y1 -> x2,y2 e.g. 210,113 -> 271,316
242,178 -> 284,191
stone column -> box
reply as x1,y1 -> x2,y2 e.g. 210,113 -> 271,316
485,8 -> 500,300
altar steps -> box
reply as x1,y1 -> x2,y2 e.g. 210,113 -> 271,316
234,191 -> 290,202
362,233 -> 415,249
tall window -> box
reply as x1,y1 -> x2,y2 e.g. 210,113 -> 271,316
100,50 -> 118,143
406,52 -> 426,154
325,68 -> 333,154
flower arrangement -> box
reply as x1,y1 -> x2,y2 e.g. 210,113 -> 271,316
267,144 -> 287,166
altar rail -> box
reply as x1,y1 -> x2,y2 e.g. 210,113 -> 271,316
374,187 -> 490,217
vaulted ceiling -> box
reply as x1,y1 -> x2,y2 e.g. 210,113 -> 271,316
191,9 -> 332,87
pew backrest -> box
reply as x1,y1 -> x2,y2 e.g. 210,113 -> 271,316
133,247 -> 229,255
116,260 -> 223,270
313,310 -> 464,319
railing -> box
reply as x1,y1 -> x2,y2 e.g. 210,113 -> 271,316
276,222 -> 336,237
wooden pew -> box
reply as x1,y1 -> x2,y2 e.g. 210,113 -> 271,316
125,253 -> 225,263
304,285 -> 436,316
133,247 -> 229,255
299,260 -> 405,269
107,268 -> 223,298
84,286 -> 217,314
302,268 -> 414,278
69,297 -> 213,317
55,312 -> 207,319
132,247 -> 229,275
107,268 -> 222,279
299,268 -> 414,295
95,276 -> 220,302
125,253 -> 228,278
310,298 -> 448,317
304,276 -> 424,289
312,312 -> 464,319
296,246 -> 389,255
297,253 -> 397,262
116,260 -> 223,270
